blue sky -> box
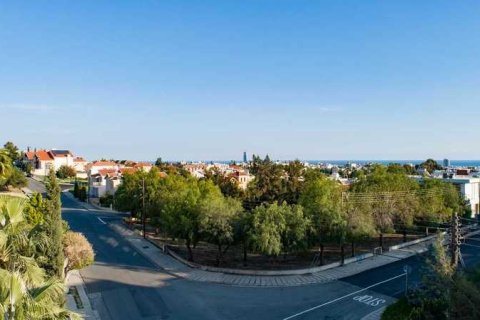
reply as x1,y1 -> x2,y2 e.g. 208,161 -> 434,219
1,1 -> 480,161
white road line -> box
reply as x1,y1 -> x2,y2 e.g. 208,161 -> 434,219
281,273 -> 406,320
97,217 -> 107,225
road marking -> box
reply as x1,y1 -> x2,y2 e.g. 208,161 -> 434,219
281,273 -> 406,320
353,295 -> 386,307
97,217 -> 107,225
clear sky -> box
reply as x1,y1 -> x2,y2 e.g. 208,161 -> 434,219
1,1 -> 480,161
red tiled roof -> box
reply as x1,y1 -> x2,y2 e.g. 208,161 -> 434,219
92,161 -> 116,167
25,151 -> 35,160
97,169 -> 117,176
35,150 -> 54,161
74,157 -> 86,162
134,162 -> 152,168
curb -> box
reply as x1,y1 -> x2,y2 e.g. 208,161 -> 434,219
66,270 -> 100,320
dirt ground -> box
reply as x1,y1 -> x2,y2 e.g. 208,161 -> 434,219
126,221 -> 425,270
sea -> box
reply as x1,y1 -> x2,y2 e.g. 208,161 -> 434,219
198,160 -> 480,168
304,160 -> 480,168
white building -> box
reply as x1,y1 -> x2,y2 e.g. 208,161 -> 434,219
87,161 -> 119,198
443,176 -> 480,217
23,149 -> 88,177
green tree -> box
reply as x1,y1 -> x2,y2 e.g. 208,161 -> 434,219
246,155 -> 284,207
156,175 -> 202,261
350,165 -> 419,232
199,195 -> 243,266
299,175 -> 345,261
281,204 -> 310,255
39,169 -> 65,278
419,159 -> 442,173
115,168 -> 161,220
24,193 -> 46,226
204,168 -> 244,199
417,179 -> 460,223
3,142 -> 19,163
56,165 -> 76,179
281,160 -> 305,204
251,203 -> 287,257
0,149 -> 13,188
5,168 -> 27,189
0,195 -> 77,319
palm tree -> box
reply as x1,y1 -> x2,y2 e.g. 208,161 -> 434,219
0,269 -> 80,320
0,150 -> 12,180
0,196 -> 78,319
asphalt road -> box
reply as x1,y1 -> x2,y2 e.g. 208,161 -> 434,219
61,193 -> 480,320
27,177 -> 47,194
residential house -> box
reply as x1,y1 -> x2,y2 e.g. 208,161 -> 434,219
87,161 -> 119,198
23,149 -> 87,177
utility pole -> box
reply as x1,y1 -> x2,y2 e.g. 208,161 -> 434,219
142,176 -> 146,239
451,212 -> 460,268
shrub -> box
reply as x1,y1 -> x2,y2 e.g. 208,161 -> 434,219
56,165 -> 76,179
99,194 -> 114,207
381,297 -> 412,320
5,168 -> 27,188
63,231 -> 94,274
78,186 -> 87,202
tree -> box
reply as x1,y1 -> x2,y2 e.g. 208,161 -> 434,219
281,160 -> 305,204
246,155 -> 284,207
299,176 -> 345,243
63,231 -> 94,274
204,168 -> 244,199
115,168 -> 161,219
39,169 -> 65,278
251,203 -> 287,257
73,181 -> 79,198
350,165 -> 419,232
281,204 -> 310,255
419,158 -> 442,173
417,179 -> 460,223
156,175 -> 202,261
0,149 -> 13,187
199,196 -> 243,266
24,193 -> 46,226
5,168 -> 27,189
56,165 -> 76,179
3,142 -> 19,163
299,175 -> 345,260
0,195 -> 77,319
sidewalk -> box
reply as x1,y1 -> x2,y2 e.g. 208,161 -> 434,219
110,221 -> 433,288
66,270 -> 100,320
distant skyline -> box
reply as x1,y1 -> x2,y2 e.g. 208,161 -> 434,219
2,1 -> 480,161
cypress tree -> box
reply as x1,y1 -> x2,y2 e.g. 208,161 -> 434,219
42,168 -> 65,277
73,181 -> 79,198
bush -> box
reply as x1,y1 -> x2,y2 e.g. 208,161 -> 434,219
56,165 -> 76,179
63,231 -> 94,274
381,297 -> 412,320
5,167 -> 27,188
78,186 -> 87,202
99,195 -> 114,207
